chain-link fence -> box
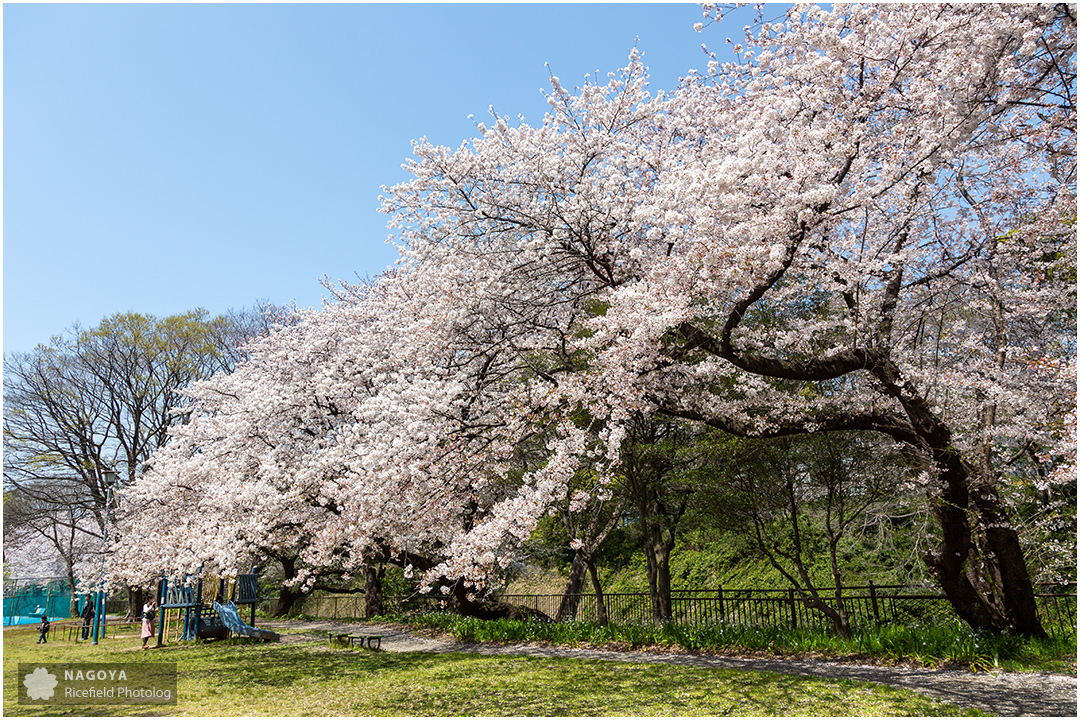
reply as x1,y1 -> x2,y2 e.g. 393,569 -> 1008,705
3,578 -> 79,625
290,593 -> 443,619
4,578 -> 131,626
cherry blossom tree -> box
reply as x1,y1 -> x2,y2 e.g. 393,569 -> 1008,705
109,272 -> 591,617
380,3 -> 1074,635
108,285 -> 411,594
648,2 -> 1076,637
110,3 -> 1073,637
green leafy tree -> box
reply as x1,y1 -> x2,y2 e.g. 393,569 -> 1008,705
3,307 -> 272,612
694,432 -> 912,637
619,414 -> 700,623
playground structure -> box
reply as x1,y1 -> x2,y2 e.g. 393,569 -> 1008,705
213,599 -> 281,641
157,567 -> 279,644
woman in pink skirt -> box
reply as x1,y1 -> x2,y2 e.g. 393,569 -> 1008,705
140,598 -> 157,650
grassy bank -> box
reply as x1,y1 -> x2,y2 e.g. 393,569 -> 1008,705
407,613 -> 1077,674
3,622 -> 982,716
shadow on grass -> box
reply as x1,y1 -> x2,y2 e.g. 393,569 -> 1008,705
4,626 -> 982,717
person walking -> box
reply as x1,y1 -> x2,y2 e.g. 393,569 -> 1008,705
36,615 -> 50,644
80,597 -> 95,640
140,598 -> 157,650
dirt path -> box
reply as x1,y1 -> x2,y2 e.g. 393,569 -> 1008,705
264,619 -> 1077,717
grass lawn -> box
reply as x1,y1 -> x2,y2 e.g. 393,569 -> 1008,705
3,623 -> 983,716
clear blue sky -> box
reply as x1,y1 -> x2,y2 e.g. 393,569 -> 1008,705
3,2 -> 769,355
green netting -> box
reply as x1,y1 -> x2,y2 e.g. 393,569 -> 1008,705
3,580 -> 83,625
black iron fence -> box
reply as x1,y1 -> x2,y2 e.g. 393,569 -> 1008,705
499,585 -> 956,628
497,584 -> 1077,636
293,583 -> 1076,636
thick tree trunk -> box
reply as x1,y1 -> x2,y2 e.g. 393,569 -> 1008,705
126,586 -> 146,621
364,565 -> 385,618
923,448 -> 1046,637
449,580 -> 551,622
652,532 -> 674,622
864,358 -> 1047,638
586,558 -> 609,626
971,484 -> 1045,637
636,501 -> 674,623
639,509 -> 676,623
275,585 -> 305,616
273,555 -> 307,617
556,551 -> 589,622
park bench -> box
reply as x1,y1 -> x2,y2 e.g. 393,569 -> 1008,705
327,631 -> 382,650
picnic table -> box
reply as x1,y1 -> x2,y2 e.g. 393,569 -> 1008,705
327,631 -> 382,650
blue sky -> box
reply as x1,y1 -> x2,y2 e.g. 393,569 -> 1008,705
3,2 -> 767,355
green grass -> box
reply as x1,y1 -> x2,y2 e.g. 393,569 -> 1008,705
405,613 -> 1077,673
3,623 -> 982,716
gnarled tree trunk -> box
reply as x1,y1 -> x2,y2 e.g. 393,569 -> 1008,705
364,565 -> 385,618
923,447 -> 1045,637
272,555 -> 307,617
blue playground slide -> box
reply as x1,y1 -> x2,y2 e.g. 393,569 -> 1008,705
212,600 -> 280,642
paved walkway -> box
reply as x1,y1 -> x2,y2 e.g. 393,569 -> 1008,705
265,619 -> 1077,717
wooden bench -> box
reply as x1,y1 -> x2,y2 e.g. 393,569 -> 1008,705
354,634 -> 382,650
327,631 -> 382,650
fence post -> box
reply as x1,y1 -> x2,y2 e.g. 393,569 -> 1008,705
194,573 -> 204,639
5,579 -> 14,626
869,581 -> 880,625
250,567 -> 258,627
788,588 -> 797,629
157,574 -> 167,647
717,585 -> 725,623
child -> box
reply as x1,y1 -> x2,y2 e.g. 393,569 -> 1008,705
37,615 -> 50,644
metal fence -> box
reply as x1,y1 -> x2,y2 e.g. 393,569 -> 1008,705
498,585 -> 959,628
294,583 -> 1076,636
3,578 -> 78,625
4,578 -> 155,624
498,584 -> 1077,635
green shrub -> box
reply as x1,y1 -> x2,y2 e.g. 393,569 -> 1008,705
408,612 -> 1075,672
